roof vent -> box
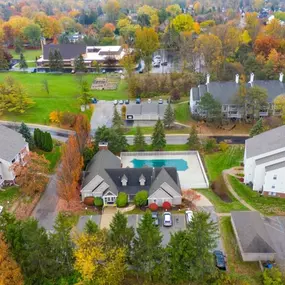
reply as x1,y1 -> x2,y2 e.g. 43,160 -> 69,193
235,74 -> 239,84
121,174 -> 128,186
139,174 -> 146,186
280,72 -> 284,83
249,72 -> 254,83
206,73 -> 210,85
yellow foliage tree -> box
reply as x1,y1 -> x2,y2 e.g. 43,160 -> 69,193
193,22 -> 201,34
274,94 -> 285,123
193,1 -> 201,14
137,5 -> 159,27
166,4 -> 182,17
74,231 -> 126,285
0,234 -> 23,285
7,16 -> 32,39
241,30 -> 252,44
171,14 -> 194,32
49,111 -> 62,124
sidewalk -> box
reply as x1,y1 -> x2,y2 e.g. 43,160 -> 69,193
100,206 -> 117,229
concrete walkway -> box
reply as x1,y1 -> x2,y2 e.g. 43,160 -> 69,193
222,169 -> 256,212
100,207 -> 117,229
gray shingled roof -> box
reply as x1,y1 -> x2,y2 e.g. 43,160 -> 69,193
265,161 -> 285,172
245,125 -> 285,159
207,82 -> 240,104
126,103 -> 166,116
231,211 -> 275,254
192,87 -> 199,101
0,125 -> 27,162
252,81 -> 285,102
43,44 -> 86,60
256,151 -> 285,165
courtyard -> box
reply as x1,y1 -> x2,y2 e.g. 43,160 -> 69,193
120,151 -> 209,190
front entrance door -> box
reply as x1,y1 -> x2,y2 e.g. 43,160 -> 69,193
104,196 -> 116,204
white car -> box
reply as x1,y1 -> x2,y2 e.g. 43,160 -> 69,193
0,205 -> 3,215
163,212 -> 172,227
148,99 -> 152,103
113,100 -> 118,105
185,210 -> 194,225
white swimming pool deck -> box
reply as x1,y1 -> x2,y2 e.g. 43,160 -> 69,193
120,151 -> 209,190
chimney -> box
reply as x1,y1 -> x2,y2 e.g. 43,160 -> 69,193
280,72 -> 284,83
235,74 -> 239,84
121,174 -> 128,186
249,73 -> 254,83
206,74 -> 210,85
98,142 -> 108,151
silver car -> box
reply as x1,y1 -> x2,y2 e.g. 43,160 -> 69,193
163,212 -> 172,227
185,210 -> 193,225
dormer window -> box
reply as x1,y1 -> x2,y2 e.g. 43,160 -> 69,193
139,174 -> 146,186
121,174 -> 128,186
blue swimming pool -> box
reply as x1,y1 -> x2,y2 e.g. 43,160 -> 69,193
131,158 -> 188,171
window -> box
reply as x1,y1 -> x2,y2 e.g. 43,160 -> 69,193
273,175 -> 277,180
153,199 -> 157,203
272,185 -> 275,189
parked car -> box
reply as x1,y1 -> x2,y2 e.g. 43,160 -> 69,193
148,99 -> 152,103
119,100 -> 124,105
161,61 -> 168,66
185,210 -> 193,225
136,98 -> 141,104
154,55 -> 161,60
163,212 -> 172,227
152,62 -> 160,68
152,212 -> 159,226
213,250 -> 227,270
91,98 -> 98,104
0,205 -> 3,215
113,100 -> 118,105
124,99 -> 130,104
158,99 -> 163,104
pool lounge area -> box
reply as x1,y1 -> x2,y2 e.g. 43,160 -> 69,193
121,151 -> 209,189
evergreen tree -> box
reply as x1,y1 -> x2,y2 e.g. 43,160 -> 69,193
18,122 -> 35,150
48,50 -> 56,71
80,80 -> 92,107
151,119 -> 166,150
249,118 -> 264,137
163,103 -> 175,128
14,37 -> 24,54
134,126 -> 146,151
112,106 -> 124,129
187,125 -> 201,150
54,49 -> 64,71
84,219 -> 99,235
74,54 -> 87,72
131,211 -> 164,282
19,53 -> 28,70
45,132 -> 53,152
198,92 -> 221,120
34,128 -> 40,147
109,212 -> 134,258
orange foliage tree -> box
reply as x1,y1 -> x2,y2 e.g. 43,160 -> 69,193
0,234 -> 24,285
13,152 -> 50,196
57,135 -> 83,204
182,189 -> 201,203
254,35 -> 279,58
73,114 -> 90,153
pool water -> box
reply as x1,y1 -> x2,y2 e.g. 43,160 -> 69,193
131,158 -> 188,171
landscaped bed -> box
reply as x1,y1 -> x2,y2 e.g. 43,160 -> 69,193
0,186 -> 21,210
229,176 -> 285,216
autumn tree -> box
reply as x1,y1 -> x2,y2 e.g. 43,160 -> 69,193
74,230 -> 126,285
246,86 -> 268,120
274,94 -> 285,123
254,35 -> 279,58
0,234 -> 24,285
103,0 -> 120,23
138,5 -> 159,27
171,14 -> 194,32
135,27 -> 160,73
73,114 -> 90,153
246,12 -> 261,41
120,51 -> 136,97
57,135 -> 83,204
13,152 -> 49,196
166,4 -> 182,17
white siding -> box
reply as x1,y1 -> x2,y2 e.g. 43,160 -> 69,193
264,167 -> 285,195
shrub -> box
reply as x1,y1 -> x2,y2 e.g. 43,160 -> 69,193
94,197 -> 104,208
262,268 -> 284,285
121,105 -> 126,120
116,192 -> 128,208
60,111 -> 76,127
219,141 -> 229,152
134,190 -> 148,207
203,138 -> 217,153
149,203 -> 158,211
84,196 -> 94,206
162,201 -> 172,210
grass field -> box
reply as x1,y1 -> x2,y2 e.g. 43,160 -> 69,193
0,73 -> 128,124
204,146 -> 244,182
127,144 -> 189,152
174,102 -> 191,124
229,176 -> 285,215
0,186 -> 21,210
9,49 -> 42,61
125,126 -> 190,135
195,188 -> 248,213
220,217 -> 262,284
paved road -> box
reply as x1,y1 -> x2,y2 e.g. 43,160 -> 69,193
126,134 -> 248,145
32,173 -> 59,231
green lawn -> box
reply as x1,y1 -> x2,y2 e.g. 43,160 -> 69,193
9,49 -> 42,61
220,217 -> 261,284
127,144 -> 189,152
204,146 -> 244,182
229,176 -> 285,215
36,143 -> 62,173
125,126 -> 190,135
0,186 -> 21,210
174,102 -> 191,124
195,188 -> 248,213
0,73 -> 128,124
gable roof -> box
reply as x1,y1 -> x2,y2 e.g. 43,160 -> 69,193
256,151 -> 285,165
245,125 -> 285,159
43,44 -> 86,60
231,211 -> 275,254
126,103 -> 166,116
252,80 -> 285,102
0,125 -> 27,162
